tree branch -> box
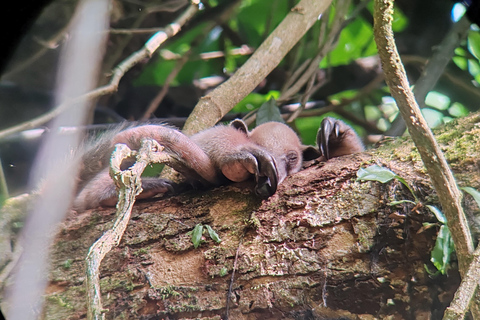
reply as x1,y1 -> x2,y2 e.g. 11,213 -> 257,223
182,0 -> 334,135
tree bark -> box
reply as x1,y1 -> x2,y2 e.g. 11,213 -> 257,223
11,113 -> 480,319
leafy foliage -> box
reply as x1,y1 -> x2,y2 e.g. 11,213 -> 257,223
426,205 -> 455,275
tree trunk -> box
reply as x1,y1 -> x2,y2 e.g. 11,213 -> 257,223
12,114 -> 480,319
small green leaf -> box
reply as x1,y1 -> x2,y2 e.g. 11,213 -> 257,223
205,225 -> 221,243
63,259 -> 73,269
357,165 -> 417,200
219,267 -> 228,277
426,205 -> 447,224
191,224 -> 204,249
430,225 -> 455,274
356,165 -> 397,183
461,187 -> 480,209
468,30 -> 480,61
388,200 -> 416,206
256,98 -> 284,125
395,176 -> 417,201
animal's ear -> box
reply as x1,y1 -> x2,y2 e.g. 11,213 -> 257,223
230,119 -> 249,134
301,145 -> 322,161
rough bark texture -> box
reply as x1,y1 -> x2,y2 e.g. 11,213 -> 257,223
16,114 -> 480,319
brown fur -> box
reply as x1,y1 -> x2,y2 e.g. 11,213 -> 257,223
73,118 -> 364,211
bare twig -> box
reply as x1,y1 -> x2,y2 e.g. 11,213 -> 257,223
278,0 -> 351,104
85,139 -> 169,320
160,46 -> 254,61
225,236 -> 243,320
183,0 -> 334,135
0,0 -> 201,141
443,244 -> 480,320
373,0 -> 473,273
109,27 -> 163,35
286,71 -> 319,122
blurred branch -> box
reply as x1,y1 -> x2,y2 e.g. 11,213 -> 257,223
402,54 -> 480,101
0,1 -> 201,140
373,0 -> 474,277
160,45 -> 254,61
5,0 -> 111,318
0,158 -> 8,199
183,0 -> 334,135
1,16 -> 72,79
278,0 -> 352,103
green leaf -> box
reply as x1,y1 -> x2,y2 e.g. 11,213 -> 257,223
426,205 -> 447,224
205,225 -> 221,243
357,165 -> 417,200
356,165 -> 397,183
449,102 -> 469,118
425,91 -> 450,111
191,224 -> 204,249
422,108 -> 444,128
430,225 -> 454,274
468,30 -> 480,61
256,98 -> 284,125
394,176 -> 417,201
461,187 -> 480,209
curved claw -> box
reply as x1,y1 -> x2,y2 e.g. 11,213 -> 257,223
318,117 -> 339,160
251,149 -> 278,198
317,117 -> 365,160
221,147 -> 279,197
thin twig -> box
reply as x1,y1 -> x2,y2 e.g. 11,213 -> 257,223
278,0 -> 351,103
0,0 -> 201,141
225,236 -> 243,320
443,244 -> 480,320
1,17 -> 73,79
373,0 -> 473,273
